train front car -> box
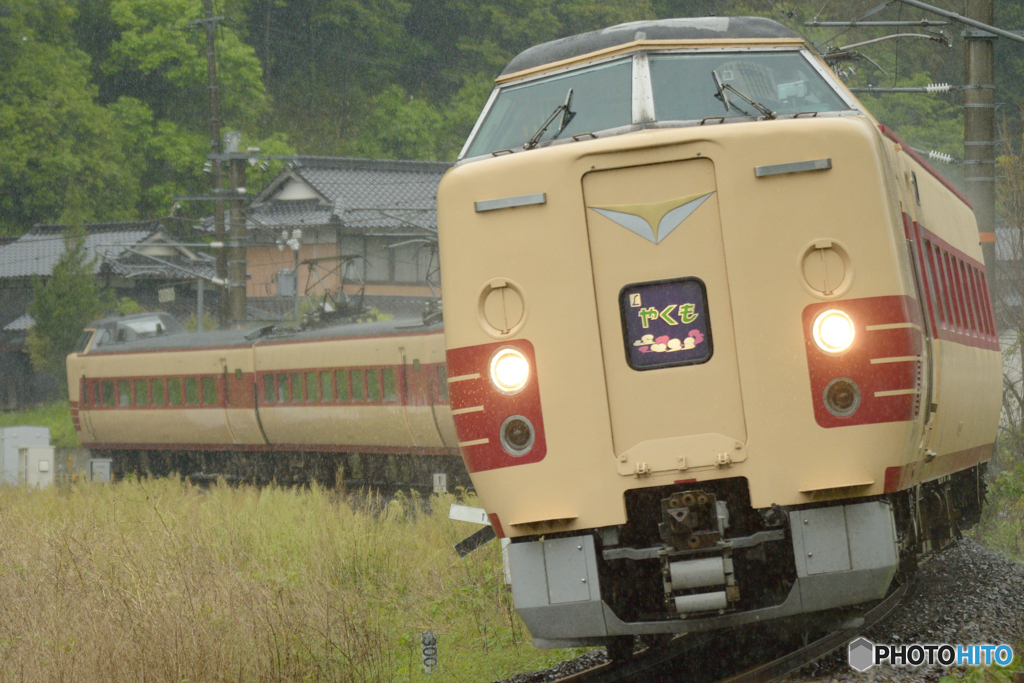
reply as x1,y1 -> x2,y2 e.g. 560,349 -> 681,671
437,17 -> 1001,652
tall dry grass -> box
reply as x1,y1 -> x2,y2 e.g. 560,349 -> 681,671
0,479 -> 576,681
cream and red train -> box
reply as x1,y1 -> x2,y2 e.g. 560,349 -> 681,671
437,17 -> 1001,655
67,313 -> 463,486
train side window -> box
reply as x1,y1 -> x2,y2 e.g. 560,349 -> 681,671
118,380 -> 130,407
975,268 -> 995,336
168,378 -> 183,406
969,265 -> 987,335
135,379 -> 148,406
184,377 -> 200,406
382,368 -> 396,402
306,371 -> 318,402
336,370 -> 349,402
940,251 -> 963,330
367,370 -> 381,402
152,379 -> 165,406
961,261 -> 979,333
438,365 -> 449,402
87,380 -> 97,407
277,373 -> 288,402
264,374 -> 275,404
201,376 -> 216,405
924,241 -> 948,328
291,373 -> 302,403
952,258 -> 973,332
351,369 -> 365,402
321,371 -> 333,403
101,380 -> 114,407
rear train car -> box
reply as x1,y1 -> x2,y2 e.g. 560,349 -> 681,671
436,17 -> 1000,652
67,313 -> 463,486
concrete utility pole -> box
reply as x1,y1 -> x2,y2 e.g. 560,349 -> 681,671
198,0 -> 228,327
963,0 -> 997,293
225,132 -> 248,325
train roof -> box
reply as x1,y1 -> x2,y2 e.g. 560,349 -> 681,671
84,317 -> 443,355
500,17 -> 802,77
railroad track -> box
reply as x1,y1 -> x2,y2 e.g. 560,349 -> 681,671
554,580 -> 911,683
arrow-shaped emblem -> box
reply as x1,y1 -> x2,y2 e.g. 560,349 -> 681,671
589,191 -> 714,244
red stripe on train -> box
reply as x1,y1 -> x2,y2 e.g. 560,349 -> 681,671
884,443 -> 993,492
803,296 -> 923,428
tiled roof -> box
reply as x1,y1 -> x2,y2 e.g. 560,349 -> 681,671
0,221 -> 161,279
2,314 -> 33,331
103,250 -> 219,281
242,157 -> 452,238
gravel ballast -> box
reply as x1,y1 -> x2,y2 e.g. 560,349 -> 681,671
498,539 -> 1024,683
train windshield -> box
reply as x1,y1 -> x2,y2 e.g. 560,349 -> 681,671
649,51 -> 850,121
463,58 -> 633,157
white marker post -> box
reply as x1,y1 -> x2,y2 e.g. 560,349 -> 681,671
421,630 -> 438,674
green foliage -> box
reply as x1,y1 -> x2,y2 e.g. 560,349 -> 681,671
183,310 -> 218,331
26,227 -> 111,389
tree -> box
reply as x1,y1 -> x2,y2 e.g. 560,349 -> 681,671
26,227 -> 110,391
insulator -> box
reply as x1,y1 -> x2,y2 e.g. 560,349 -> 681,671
924,83 -> 952,94
927,150 -> 954,165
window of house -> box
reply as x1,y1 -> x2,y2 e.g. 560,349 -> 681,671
365,240 -> 391,282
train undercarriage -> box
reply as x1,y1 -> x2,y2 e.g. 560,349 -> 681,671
104,449 -> 472,491
507,466 -> 986,654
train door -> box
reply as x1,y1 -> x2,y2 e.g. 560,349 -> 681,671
583,158 -> 748,476
898,171 -> 938,457
79,377 -> 95,440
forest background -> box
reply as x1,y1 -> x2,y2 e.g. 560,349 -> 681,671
2,0 -> 1024,235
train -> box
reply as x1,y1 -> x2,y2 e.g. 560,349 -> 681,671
435,16 -> 1001,658
66,311 -> 466,488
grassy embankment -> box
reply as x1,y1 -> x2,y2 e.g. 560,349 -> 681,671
0,478 -> 583,681
0,400 -> 79,449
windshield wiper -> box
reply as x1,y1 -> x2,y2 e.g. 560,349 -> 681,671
524,88 -> 576,150
711,70 -> 776,120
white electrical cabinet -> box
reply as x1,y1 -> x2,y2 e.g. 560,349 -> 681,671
18,447 -> 54,489
0,426 -> 50,486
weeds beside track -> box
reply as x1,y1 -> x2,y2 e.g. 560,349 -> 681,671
0,478 -> 580,681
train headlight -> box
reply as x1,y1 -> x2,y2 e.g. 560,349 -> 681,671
489,347 -> 530,395
812,309 -> 855,354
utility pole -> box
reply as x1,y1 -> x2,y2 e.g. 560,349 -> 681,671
194,0 -> 228,327
963,0 -> 997,294
225,132 -> 248,325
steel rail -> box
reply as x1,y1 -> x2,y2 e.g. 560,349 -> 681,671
720,580 -> 911,683
551,580 -> 911,683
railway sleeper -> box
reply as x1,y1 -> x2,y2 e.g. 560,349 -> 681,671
506,468 -> 984,654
